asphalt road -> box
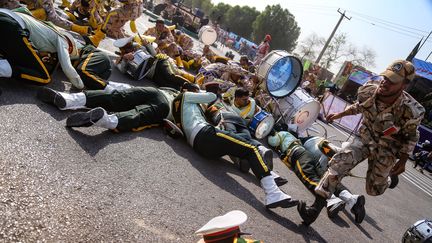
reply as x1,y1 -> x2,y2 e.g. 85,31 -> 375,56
1,14 -> 431,243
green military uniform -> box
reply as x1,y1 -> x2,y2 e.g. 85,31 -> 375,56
84,87 -> 177,131
74,44 -> 111,90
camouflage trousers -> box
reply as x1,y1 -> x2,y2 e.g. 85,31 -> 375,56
104,1 -> 143,39
316,138 -> 396,197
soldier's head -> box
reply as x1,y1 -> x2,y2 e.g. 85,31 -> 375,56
378,60 -> 415,97
239,55 -> 249,66
155,18 -> 165,32
234,88 -> 250,108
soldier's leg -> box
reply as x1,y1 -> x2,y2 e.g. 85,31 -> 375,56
365,152 -> 396,196
193,126 -> 297,208
76,46 -> 111,89
153,59 -> 188,90
0,13 -> 51,83
315,139 -> 369,198
85,87 -> 164,111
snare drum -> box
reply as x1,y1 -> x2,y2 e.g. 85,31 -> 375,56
276,87 -> 320,131
257,50 -> 303,98
249,110 -> 274,139
125,50 -> 152,80
198,25 -> 218,45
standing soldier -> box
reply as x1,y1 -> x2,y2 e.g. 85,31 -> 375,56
103,0 -> 143,39
315,60 -> 425,199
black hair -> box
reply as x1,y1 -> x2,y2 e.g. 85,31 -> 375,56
182,82 -> 200,92
234,87 -> 249,98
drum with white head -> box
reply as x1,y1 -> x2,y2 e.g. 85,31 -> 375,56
257,50 -> 303,98
277,87 -> 320,132
249,110 -> 274,139
198,25 -> 218,45
125,50 -> 152,80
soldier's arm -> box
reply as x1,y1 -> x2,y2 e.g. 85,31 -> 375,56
399,103 -> 425,156
43,0 -> 73,29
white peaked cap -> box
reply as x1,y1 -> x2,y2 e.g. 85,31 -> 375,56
113,36 -> 134,48
195,210 -> 247,235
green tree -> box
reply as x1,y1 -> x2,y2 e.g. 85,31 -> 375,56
208,3 -> 230,26
252,4 -> 300,52
224,6 -> 259,39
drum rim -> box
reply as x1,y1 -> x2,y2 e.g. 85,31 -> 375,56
260,51 -> 303,99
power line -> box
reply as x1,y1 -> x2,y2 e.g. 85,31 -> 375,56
348,10 -> 429,35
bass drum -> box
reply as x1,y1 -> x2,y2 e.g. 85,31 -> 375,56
276,87 -> 320,132
198,25 -> 217,45
257,50 -> 303,98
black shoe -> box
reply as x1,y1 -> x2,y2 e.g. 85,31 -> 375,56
267,198 -> 299,209
274,177 -> 288,187
66,107 -> 105,127
297,201 -> 320,226
162,119 -> 184,139
37,87 -> 66,109
351,195 -> 365,224
327,200 -> 345,218
389,175 -> 399,189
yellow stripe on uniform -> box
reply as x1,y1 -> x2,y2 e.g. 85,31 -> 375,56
102,11 -> 117,30
81,52 -> 106,87
296,160 -> 318,186
216,132 -> 268,172
21,37 -> 51,83
131,123 -> 159,132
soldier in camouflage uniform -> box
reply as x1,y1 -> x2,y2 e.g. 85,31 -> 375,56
67,0 -> 103,29
17,0 -> 90,35
315,60 -> 425,199
195,63 -> 249,92
143,18 -> 184,67
0,0 -> 21,9
103,0 -> 143,39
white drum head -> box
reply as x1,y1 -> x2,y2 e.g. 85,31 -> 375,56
255,115 -> 275,139
257,51 -> 303,98
199,26 -> 217,45
292,100 -> 320,131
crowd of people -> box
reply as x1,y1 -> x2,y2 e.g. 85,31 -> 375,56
0,1 -> 427,242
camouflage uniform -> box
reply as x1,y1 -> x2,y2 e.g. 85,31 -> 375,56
0,0 -> 21,9
21,0 -> 74,30
196,63 -> 248,91
143,25 -> 179,58
69,0 -> 103,27
318,81 -> 425,196
104,0 -> 143,39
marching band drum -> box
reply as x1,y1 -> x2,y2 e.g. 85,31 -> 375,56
256,50 -> 320,133
198,25 -> 218,45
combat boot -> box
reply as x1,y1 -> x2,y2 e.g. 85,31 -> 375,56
71,24 -> 90,36
338,190 -> 365,223
59,0 -> 71,9
297,196 -> 326,226
326,195 -> 345,218
175,55 -> 184,69
84,27 -> 106,47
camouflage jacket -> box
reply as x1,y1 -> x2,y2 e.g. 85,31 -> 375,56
143,26 -> 175,47
344,81 -> 425,156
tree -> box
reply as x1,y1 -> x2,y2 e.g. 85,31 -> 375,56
310,32 -> 376,70
251,4 -> 300,52
320,33 -> 348,69
297,33 -> 325,61
208,3 -> 230,26
224,6 -> 259,39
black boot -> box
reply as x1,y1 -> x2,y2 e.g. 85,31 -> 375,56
66,107 -> 105,127
388,175 -> 399,189
351,195 -> 366,224
297,196 -> 326,226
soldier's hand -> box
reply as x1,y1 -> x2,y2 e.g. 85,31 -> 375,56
326,113 -> 338,123
390,154 -> 408,176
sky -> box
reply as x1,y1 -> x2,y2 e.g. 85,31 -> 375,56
211,0 -> 432,74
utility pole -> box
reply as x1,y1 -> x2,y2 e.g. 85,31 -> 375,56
426,50 -> 432,61
315,9 -> 351,65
